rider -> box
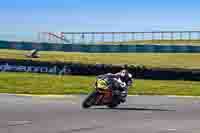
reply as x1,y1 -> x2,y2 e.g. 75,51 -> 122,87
95,68 -> 133,98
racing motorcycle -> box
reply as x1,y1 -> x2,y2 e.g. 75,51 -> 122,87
82,78 -> 128,109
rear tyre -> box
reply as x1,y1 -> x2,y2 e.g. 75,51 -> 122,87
107,96 -> 120,108
82,92 -> 97,109
107,103 -> 119,108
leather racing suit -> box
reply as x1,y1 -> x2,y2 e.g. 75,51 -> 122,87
95,72 -> 133,93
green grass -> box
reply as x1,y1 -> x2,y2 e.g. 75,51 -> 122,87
1,72 -> 200,96
100,39 -> 200,45
0,49 -> 200,69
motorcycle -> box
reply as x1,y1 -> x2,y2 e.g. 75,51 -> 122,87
82,78 -> 128,109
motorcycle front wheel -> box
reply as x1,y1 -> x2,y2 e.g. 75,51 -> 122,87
82,92 -> 97,108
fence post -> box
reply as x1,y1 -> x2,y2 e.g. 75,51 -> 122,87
72,33 -> 74,44
92,33 -> 95,44
180,32 -> 183,40
112,32 -> 115,44
189,32 -> 192,40
161,32 -> 164,40
101,33 -> 104,43
132,32 -> 135,41
152,32 -> 155,43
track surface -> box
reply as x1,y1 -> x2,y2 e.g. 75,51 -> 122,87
0,94 -> 200,133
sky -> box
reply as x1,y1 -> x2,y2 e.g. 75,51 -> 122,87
0,0 -> 200,33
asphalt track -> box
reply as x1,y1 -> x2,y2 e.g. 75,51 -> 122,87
0,94 -> 200,133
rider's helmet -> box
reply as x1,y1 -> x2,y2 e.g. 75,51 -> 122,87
119,69 -> 131,82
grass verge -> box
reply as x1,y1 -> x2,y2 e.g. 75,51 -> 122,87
0,49 -> 200,69
1,72 -> 200,96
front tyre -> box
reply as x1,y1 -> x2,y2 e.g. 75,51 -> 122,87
82,92 -> 97,108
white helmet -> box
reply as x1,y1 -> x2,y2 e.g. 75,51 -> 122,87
120,69 -> 129,77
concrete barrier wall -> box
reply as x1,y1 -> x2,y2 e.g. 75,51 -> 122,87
1,40 -> 200,53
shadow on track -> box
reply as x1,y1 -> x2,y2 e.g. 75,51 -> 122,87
92,107 -> 174,112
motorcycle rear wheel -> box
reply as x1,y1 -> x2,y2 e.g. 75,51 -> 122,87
107,103 -> 119,108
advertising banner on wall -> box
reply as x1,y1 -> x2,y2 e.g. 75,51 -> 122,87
0,59 -> 120,76
1,59 -> 200,81
0,63 -> 71,75
0,58 -> 73,75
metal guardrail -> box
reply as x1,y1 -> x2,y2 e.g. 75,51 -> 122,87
39,31 -> 200,44
1,31 -> 200,44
